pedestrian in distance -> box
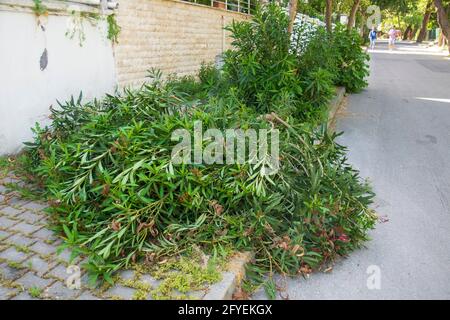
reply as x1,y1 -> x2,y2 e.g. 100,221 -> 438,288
388,26 -> 397,50
369,27 -> 377,50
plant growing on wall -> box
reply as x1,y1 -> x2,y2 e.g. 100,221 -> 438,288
66,10 -> 89,46
32,0 -> 48,16
31,1 -> 120,46
65,11 -> 120,46
107,14 -> 121,44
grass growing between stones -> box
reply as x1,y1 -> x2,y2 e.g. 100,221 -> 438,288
6,261 -> 25,270
28,286 -> 43,298
149,255 -> 222,300
0,157 -> 12,179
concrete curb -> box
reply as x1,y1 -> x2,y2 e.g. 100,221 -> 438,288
203,252 -> 252,300
327,86 -> 346,131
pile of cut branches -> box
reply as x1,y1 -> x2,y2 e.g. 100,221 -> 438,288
18,4 -> 375,294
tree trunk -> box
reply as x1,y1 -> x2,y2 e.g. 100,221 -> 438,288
434,0 -> 450,53
359,11 -> 365,37
288,0 -> 298,35
417,1 -> 433,43
438,32 -> 445,46
347,0 -> 361,29
410,27 -> 418,40
403,25 -> 412,40
326,0 -> 333,33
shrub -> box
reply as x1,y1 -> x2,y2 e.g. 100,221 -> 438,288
198,63 -> 227,97
223,4 -> 303,114
18,4 -> 376,292
22,73 -> 376,286
332,25 -> 370,93
222,4 -> 369,123
296,27 -> 339,81
296,24 -> 369,94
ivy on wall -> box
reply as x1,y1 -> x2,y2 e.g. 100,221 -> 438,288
107,14 -> 121,44
32,0 -> 48,16
29,0 -> 121,46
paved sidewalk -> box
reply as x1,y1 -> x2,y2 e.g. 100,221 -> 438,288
0,172 -> 206,300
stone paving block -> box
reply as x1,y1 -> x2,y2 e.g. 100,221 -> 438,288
10,222 -> 41,235
32,227 -> 58,241
118,269 -> 136,281
140,274 -> 161,288
5,233 -> 36,247
44,281 -> 81,300
0,206 -> 23,218
0,247 -> 29,263
19,211 -> 45,224
10,291 -> 39,300
0,263 -> 27,281
0,285 -> 17,299
24,255 -> 55,277
16,272 -> 54,289
7,197 -> 31,207
56,248 -> 78,264
30,241 -> 57,256
193,290 -> 208,299
0,216 -> 19,229
61,249 -> 79,263
105,285 -> 136,300
76,291 -> 101,300
80,271 -> 100,290
46,263 -> 69,280
22,202 -> 48,212
0,230 -> 11,240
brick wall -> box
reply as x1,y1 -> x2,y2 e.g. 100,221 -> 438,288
114,0 -> 249,88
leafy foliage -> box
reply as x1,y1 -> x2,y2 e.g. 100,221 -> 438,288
223,5 -> 302,114
32,0 -> 48,16
332,25 -> 370,92
18,4 -> 376,291
223,4 -> 369,122
22,79 -> 376,285
106,14 -> 121,44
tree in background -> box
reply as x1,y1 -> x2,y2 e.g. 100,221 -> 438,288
376,0 -> 425,40
326,0 -> 333,32
417,0 -> 434,42
433,0 -> 450,53
288,0 -> 298,34
347,0 -> 362,28
401,5 -> 424,40
298,0 -> 326,19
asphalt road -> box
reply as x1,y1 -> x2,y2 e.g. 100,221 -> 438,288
253,41 -> 450,300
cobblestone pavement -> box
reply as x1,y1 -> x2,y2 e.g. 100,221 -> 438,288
0,173 -> 208,300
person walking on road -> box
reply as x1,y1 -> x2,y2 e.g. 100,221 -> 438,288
388,26 -> 397,50
369,28 -> 377,50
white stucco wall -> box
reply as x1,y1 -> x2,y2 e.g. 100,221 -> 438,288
0,8 -> 116,155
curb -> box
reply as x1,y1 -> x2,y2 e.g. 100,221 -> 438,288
327,86 -> 346,131
203,252 -> 252,300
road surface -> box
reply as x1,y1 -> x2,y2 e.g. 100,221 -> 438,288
253,41 -> 450,300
